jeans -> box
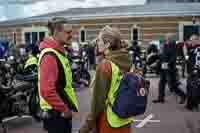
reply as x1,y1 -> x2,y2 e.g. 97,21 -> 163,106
43,115 -> 72,133
158,69 -> 185,100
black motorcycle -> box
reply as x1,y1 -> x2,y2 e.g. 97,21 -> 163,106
70,47 -> 91,89
186,67 -> 200,111
185,46 -> 200,111
128,48 -> 146,75
15,72 -> 40,121
144,44 -> 160,75
0,56 -> 40,133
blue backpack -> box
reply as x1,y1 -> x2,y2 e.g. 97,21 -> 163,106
112,72 -> 149,118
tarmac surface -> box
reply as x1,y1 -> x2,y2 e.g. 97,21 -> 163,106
1,73 -> 200,133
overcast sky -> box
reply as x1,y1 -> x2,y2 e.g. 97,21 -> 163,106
0,0 -> 146,21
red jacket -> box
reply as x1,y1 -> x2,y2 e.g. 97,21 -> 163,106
39,37 -> 69,113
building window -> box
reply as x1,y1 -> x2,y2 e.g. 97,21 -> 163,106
13,32 -> 16,44
131,25 -> 140,45
25,32 -> 31,44
39,32 -> 45,42
22,27 -> 48,45
80,27 -> 86,43
132,28 -> 138,41
32,32 -> 38,45
24,31 -> 46,45
183,25 -> 200,41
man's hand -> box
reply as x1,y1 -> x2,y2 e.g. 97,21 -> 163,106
63,111 -> 72,119
72,111 -> 80,120
63,111 -> 80,119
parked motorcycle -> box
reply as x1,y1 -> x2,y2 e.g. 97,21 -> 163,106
69,46 -> 91,89
0,55 -> 40,133
128,48 -> 145,74
185,46 -> 200,111
186,66 -> 200,111
144,44 -> 160,75
15,72 -> 40,121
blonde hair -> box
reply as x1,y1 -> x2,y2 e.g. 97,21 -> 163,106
100,26 -> 122,50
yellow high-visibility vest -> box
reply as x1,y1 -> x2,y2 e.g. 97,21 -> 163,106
106,61 -> 133,128
38,48 -> 79,112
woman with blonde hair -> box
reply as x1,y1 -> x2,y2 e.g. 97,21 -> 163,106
79,26 -> 133,133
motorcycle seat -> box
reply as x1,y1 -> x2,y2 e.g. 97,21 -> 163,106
0,85 -> 12,94
15,73 -> 37,82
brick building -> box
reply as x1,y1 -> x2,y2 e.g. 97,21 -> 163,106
0,2 -> 199,47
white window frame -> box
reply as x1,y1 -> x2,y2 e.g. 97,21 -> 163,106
21,26 -> 48,44
178,21 -> 200,41
79,27 -> 87,44
131,24 -> 141,45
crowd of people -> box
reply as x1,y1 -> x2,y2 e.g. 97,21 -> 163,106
0,16 -> 200,133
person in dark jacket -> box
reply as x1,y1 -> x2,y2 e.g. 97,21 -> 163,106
185,34 -> 200,111
185,34 -> 200,74
88,44 -> 96,70
153,34 -> 186,104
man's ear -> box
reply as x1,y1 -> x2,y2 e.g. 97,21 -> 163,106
105,42 -> 111,49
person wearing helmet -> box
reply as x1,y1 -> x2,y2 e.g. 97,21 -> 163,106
24,44 -> 39,73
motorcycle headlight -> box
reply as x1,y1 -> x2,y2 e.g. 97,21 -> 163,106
185,55 -> 189,60
71,63 -> 78,69
83,51 -> 86,56
9,56 -> 14,60
129,51 -> 133,55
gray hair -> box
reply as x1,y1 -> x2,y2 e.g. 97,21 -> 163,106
47,17 -> 68,35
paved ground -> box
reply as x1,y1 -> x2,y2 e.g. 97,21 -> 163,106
133,74 -> 200,133
1,73 -> 200,133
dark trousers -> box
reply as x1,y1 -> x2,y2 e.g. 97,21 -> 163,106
158,70 -> 185,100
43,116 -> 72,133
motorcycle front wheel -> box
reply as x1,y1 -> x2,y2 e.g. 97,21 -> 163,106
28,93 -> 41,121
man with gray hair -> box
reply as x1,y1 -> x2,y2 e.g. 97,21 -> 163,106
39,17 -> 79,133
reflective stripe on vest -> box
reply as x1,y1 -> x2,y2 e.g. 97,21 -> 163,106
38,48 -> 79,112
24,55 -> 38,69
106,61 -> 133,128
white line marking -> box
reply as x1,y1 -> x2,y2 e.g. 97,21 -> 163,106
134,119 -> 160,123
21,115 -> 32,118
2,115 -> 32,122
2,116 -> 18,122
135,114 -> 155,128
89,73 -> 96,93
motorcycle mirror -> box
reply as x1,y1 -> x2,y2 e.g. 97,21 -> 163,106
83,51 -> 86,56
9,56 -> 14,60
129,51 -> 133,55
185,55 -> 189,60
